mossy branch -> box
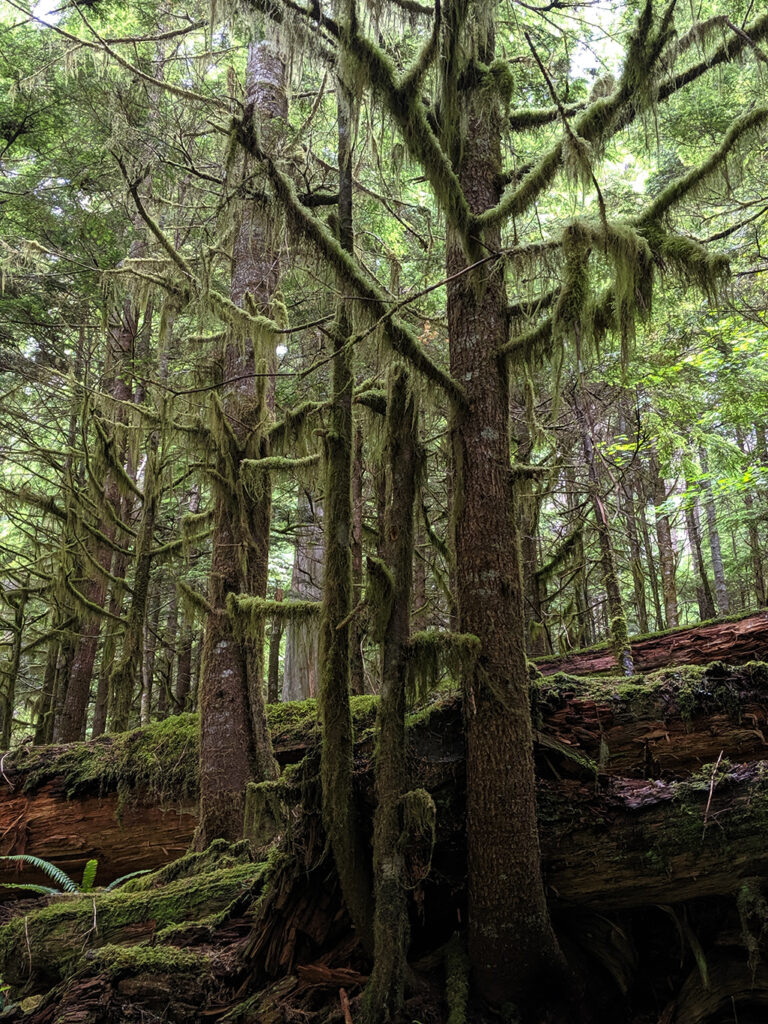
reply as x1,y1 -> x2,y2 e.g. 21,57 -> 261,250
637,106 -> 768,225
240,454 -> 321,472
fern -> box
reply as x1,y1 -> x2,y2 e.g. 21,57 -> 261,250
0,855 -> 78,893
80,859 -> 98,893
0,881 -> 60,896
104,869 -> 151,892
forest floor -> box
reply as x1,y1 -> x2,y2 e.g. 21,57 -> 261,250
4,623 -> 768,1021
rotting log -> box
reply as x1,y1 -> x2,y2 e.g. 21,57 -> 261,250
6,668 -> 768,909
536,660 -> 768,778
0,701 -> 375,892
534,610 -> 768,676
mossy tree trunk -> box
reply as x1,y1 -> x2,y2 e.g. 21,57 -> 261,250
197,40 -> 284,847
109,446 -> 160,733
362,365 -> 421,1023
318,80 -> 374,952
444,15 -> 567,1007
0,588 -> 28,749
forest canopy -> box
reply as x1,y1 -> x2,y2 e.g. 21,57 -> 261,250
1,0 -> 768,1018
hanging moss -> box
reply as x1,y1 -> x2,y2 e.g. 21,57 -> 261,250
226,593 -> 320,643
405,630 -> 481,702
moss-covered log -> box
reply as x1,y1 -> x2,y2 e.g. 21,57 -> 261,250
7,664 -> 768,913
534,610 -> 768,676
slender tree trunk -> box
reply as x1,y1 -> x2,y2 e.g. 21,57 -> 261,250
651,455 -> 679,628
140,585 -> 162,726
0,590 -> 27,749
684,483 -> 717,621
445,32 -> 566,1006
109,448 -> 160,733
350,421 -> 366,694
574,397 -> 633,674
318,80 -> 373,952
637,494 -> 664,631
699,447 -> 730,616
34,623 -> 60,746
156,587 -> 178,720
362,366 -> 425,1023
282,493 -> 323,701
267,588 -> 283,705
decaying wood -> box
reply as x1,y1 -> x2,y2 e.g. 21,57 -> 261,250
5,661 -> 768,909
535,610 -> 768,676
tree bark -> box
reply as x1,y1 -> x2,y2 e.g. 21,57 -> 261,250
444,30 -> 566,1005
282,493 -> 323,701
197,40 -> 284,846
651,454 -> 679,629
683,484 -> 717,621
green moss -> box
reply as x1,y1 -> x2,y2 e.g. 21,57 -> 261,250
118,839 -> 253,893
85,944 -> 208,976
0,861 -> 261,989
18,713 -> 200,802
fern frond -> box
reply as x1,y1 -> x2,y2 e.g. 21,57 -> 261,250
0,855 -> 78,893
105,869 -> 151,892
80,859 -> 98,893
0,882 -> 60,896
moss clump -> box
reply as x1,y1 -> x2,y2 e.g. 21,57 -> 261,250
0,861 -> 261,990
18,713 -> 200,802
118,839 -> 253,893
85,944 -> 208,976
264,693 -> 378,748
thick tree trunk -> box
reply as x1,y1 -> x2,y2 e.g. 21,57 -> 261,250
445,38 -> 566,1006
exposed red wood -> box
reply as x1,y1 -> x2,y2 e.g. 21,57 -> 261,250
535,611 -> 768,676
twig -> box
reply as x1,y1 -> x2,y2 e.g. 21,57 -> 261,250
0,753 -> 15,792
339,988 -> 353,1024
702,750 -> 724,838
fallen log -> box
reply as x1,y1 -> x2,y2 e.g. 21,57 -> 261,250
6,665 -> 768,892
534,609 -> 768,676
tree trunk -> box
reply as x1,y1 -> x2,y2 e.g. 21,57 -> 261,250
574,396 -> 633,674
651,455 -> 679,628
282,493 -> 323,701
267,588 -> 283,705
684,483 -> 717,621
444,32 -> 566,1005
362,365 -> 423,1022
317,80 -> 373,953
197,39 -> 284,847
699,447 -> 730,616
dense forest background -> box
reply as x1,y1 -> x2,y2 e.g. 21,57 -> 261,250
1,0 -> 768,1019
